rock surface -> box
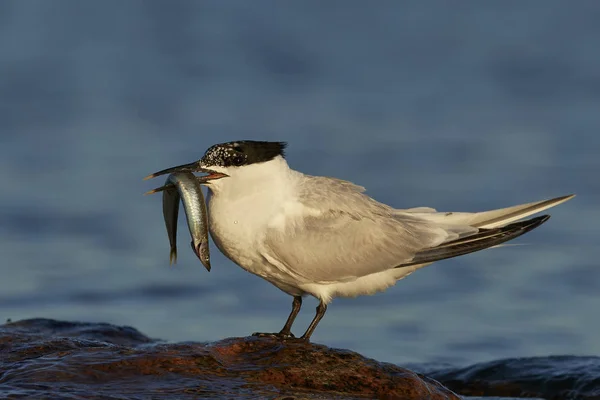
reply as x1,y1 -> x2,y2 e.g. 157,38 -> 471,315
421,355 -> 600,400
0,318 -> 458,400
2,318 -> 598,399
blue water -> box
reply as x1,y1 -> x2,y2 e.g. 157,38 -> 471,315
0,1 -> 598,367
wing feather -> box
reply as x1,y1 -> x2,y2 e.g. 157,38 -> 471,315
260,176 -> 471,283
262,210 -> 453,283
260,176 -> 570,284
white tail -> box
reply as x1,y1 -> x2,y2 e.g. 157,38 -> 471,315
407,194 -> 575,229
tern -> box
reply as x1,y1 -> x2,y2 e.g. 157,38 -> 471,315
145,141 -> 574,341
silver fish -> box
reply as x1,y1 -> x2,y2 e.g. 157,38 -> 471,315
146,172 -> 211,271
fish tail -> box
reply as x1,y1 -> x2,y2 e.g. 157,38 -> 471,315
169,247 -> 177,265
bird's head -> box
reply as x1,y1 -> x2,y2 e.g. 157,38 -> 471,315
144,141 -> 288,187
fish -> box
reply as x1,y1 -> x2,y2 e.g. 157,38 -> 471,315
146,172 -> 212,271
162,179 -> 180,265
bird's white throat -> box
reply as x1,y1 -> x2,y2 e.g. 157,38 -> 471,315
204,156 -> 301,267
205,155 -> 296,199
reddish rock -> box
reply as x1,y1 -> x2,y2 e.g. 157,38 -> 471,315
0,318 -> 458,399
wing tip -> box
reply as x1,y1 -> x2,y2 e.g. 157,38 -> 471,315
405,214 -> 552,268
555,194 -> 576,202
537,194 -> 575,212
527,214 -> 550,230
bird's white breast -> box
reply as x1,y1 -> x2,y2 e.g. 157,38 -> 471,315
207,187 -> 276,268
204,158 -> 306,291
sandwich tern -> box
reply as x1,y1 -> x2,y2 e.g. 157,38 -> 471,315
145,140 -> 574,341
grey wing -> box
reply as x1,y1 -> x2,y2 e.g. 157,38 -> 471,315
402,215 -> 550,267
262,212 -> 450,283
260,176 -> 475,283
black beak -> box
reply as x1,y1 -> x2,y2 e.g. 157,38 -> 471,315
143,161 -> 228,182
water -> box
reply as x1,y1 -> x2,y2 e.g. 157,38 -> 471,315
0,0 -> 598,368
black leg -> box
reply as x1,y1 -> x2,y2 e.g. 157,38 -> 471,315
300,301 -> 327,341
252,296 -> 303,339
278,296 -> 302,336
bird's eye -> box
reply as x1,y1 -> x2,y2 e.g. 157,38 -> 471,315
231,155 -> 245,166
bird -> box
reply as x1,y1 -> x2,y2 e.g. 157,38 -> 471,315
144,140 -> 574,341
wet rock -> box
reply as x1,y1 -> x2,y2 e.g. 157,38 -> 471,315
420,356 -> 600,400
0,318 -> 458,399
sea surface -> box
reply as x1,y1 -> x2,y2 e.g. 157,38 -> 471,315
0,0 -> 598,368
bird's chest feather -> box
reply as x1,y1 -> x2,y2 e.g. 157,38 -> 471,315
206,189 -> 281,267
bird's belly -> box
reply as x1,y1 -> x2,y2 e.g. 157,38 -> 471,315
299,265 -> 427,303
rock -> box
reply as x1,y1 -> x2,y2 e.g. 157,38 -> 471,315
0,318 -> 458,400
418,356 -> 600,400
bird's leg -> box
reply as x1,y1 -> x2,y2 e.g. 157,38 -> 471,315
278,296 -> 302,337
300,301 -> 327,341
252,296 -> 302,339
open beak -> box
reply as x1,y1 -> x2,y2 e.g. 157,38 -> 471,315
143,161 -> 228,195
143,161 -> 228,181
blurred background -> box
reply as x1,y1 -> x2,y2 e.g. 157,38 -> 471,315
0,0 -> 598,367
